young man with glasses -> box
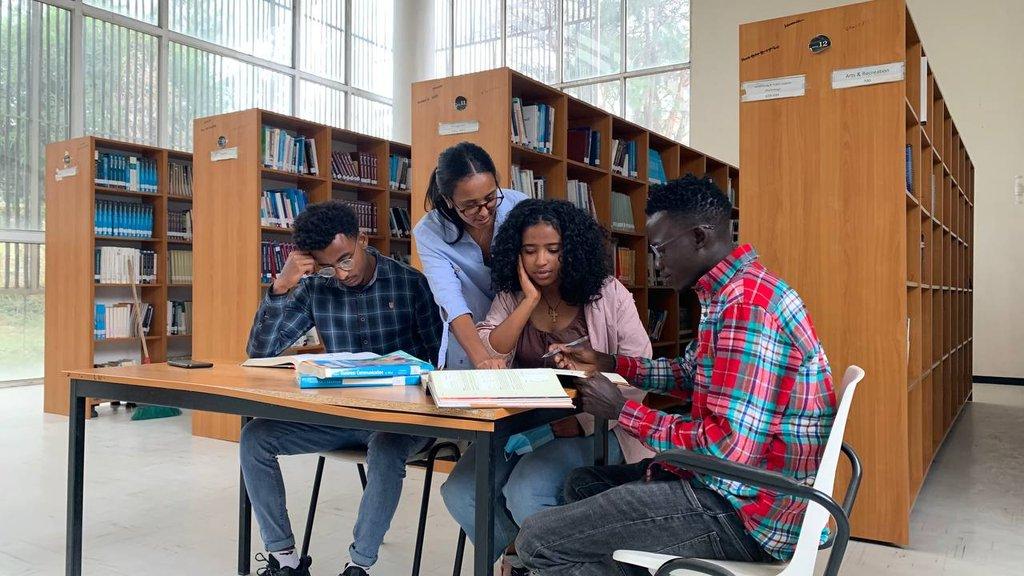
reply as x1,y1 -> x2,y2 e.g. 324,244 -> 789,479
517,175 -> 835,575
241,200 -> 443,576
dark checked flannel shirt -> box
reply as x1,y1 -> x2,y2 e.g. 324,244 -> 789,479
247,248 -> 443,365
616,244 -> 836,560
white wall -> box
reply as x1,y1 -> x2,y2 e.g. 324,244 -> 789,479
690,0 -> 1024,378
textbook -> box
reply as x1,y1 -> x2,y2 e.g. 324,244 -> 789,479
421,369 -> 627,409
296,373 -> 422,389
242,351 -> 380,369
296,351 -> 434,380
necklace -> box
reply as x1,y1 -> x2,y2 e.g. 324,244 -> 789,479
542,294 -> 561,329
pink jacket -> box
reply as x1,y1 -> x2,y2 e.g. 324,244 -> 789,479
476,277 -> 655,464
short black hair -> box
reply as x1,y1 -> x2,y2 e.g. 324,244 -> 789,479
293,200 -> 359,251
646,174 -> 732,227
491,199 -> 610,306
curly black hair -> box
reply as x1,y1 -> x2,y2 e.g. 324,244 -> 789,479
490,199 -> 610,307
293,200 -> 359,251
646,174 -> 732,227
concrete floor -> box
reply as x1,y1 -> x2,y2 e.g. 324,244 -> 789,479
1,383 -> 1021,575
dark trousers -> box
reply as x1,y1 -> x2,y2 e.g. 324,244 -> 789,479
515,460 -> 771,576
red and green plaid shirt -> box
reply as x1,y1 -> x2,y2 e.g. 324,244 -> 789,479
616,244 -> 835,560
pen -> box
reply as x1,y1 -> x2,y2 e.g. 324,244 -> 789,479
540,335 -> 590,359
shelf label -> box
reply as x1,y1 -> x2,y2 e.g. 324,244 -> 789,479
55,166 -> 78,181
740,74 -> 806,102
832,61 -> 905,90
438,120 -> 480,136
210,147 -> 238,162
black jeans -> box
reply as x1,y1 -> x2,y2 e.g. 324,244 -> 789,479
515,460 -> 772,576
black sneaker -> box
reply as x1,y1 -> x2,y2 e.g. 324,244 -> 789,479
339,563 -> 370,576
255,552 -> 312,576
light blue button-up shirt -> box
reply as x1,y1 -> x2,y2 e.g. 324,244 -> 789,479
412,188 -> 527,369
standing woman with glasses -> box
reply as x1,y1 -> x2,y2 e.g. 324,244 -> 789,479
413,142 -> 528,369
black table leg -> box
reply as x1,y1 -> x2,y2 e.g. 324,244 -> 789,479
473,431 -> 497,576
239,416 -> 253,575
593,417 -> 609,466
66,380 -> 86,576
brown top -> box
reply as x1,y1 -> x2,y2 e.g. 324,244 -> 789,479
514,308 -> 588,369
64,361 -> 574,432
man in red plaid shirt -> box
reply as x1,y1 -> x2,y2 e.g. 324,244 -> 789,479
515,175 -> 836,575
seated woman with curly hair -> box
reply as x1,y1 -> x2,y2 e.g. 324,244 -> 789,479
440,199 -> 653,574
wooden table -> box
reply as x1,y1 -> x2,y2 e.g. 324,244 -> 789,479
64,362 -> 607,576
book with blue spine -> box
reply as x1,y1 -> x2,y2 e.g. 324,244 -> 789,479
297,350 -> 434,380
905,144 -> 913,193
297,373 -> 422,389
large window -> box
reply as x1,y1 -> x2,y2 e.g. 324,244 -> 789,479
0,0 -> 396,381
437,0 -> 691,143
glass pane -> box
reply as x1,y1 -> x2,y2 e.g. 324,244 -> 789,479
564,80 -> 621,116
434,0 -> 451,77
563,0 -> 621,81
507,0 -> 559,84
167,42 -> 292,150
0,0 -> 70,232
625,69 -> 689,143
83,0 -> 158,24
626,0 -> 689,71
170,0 -> 294,66
349,95 -> 392,139
351,0 -> 394,98
453,0 -> 501,75
300,0 -> 345,82
0,242 -> 45,381
298,81 -> 345,127
83,17 -> 159,145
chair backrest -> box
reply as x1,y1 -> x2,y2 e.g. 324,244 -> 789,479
781,365 -> 863,575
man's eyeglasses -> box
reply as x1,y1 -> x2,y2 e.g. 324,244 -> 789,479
452,190 -> 503,217
315,257 -> 355,278
649,225 -> 715,261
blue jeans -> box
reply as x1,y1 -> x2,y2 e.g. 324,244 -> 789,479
239,419 -> 430,567
440,433 -> 623,563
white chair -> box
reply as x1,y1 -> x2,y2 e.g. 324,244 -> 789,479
300,442 -> 467,576
613,365 -> 865,576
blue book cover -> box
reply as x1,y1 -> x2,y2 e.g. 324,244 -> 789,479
905,144 -> 913,193
297,374 -> 421,389
95,304 -> 106,340
297,350 -> 434,380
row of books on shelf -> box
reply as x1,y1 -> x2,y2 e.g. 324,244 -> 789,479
511,165 -> 546,199
168,300 -> 192,336
906,144 -> 913,194
611,139 -> 639,178
261,188 -> 309,229
169,250 -> 193,285
567,180 -> 597,217
261,241 -> 297,283
613,244 -> 637,287
731,219 -> 740,243
647,252 -> 665,287
262,126 -> 320,175
94,247 -> 158,284
169,162 -> 193,197
331,151 -> 378,185
168,209 -> 193,240
611,192 -> 636,232
511,98 -> 555,154
94,302 -> 152,339
648,150 -> 668,185
567,127 -> 601,166
388,207 -> 413,238
389,155 -> 410,190
95,152 -> 158,193
94,200 -> 153,238
340,200 -> 379,235
648,308 -> 669,341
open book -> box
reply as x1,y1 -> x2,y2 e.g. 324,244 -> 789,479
242,351 -> 379,369
422,368 -> 627,409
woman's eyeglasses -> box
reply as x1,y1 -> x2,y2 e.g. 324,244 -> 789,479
452,190 -> 504,217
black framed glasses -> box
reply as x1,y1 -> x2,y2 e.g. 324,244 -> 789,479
649,225 -> 715,261
315,257 -> 355,278
452,190 -> 503,217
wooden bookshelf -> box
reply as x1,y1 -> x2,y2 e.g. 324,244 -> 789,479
44,136 -> 194,416
410,68 -> 739,356
739,0 -> 973,545
191,109 -> 413,441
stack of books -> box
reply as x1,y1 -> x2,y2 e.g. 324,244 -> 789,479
261,188 -> 309,229
168,209 -> 193,240
94,247 -> 157,284
611,139 -> 638,178
168,250 -> 193,284
169,162 -> 193,197
611,192 -> 635,231
243,351 -> 435,389
510,98 -> 555,154
389,155 -> 410,190
648,149 -> 667,184
94,200 -> 154,238
568,180 -> 596,217
95,152 -> 158,193
262,126 -> 320,175
613,245 -> 636,286
511,165 -> 546,199
331,151 -> 378,185
567,127 -> 601,166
